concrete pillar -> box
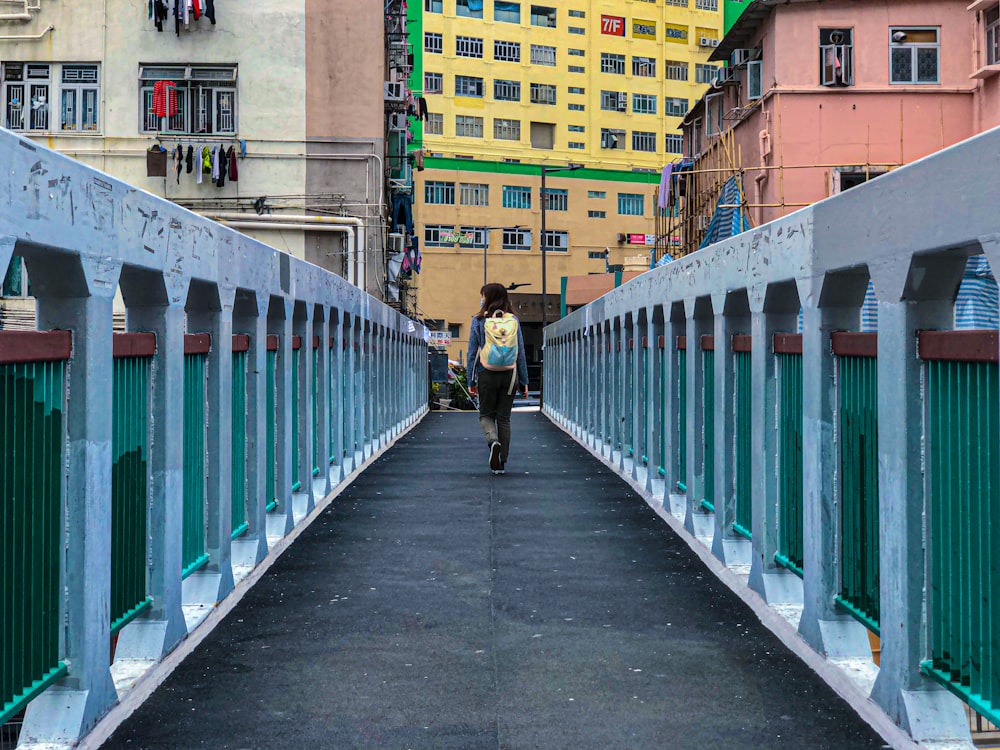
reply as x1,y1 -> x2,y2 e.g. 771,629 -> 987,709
266,299 -> 294,540
710,292 -> 743,566
291,303 -> 315,519
313,307 -> 332,500
630,313 -> 644,483
643,307 -> 658,494
331,310 -> 345,481
683,298 -> 712,537
21,255 -> 120,744
352,318 -> 364,469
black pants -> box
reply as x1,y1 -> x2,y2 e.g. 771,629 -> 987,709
477,368 -> 517,462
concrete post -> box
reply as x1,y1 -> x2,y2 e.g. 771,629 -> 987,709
313,308 -> 332,500
710,293 -> 738,565
292,304 -> 315,519
331,311 -> 345,481
665,309 -> 684,497
267,299 -> 294,539
683,298 -> 712,537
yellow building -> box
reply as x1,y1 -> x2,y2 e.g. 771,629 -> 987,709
406,0 -> 726,372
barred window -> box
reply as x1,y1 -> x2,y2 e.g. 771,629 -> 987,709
632,57 -> 656,77
632,94 -> 657,114
425,32 -> 442,54
425,112 -> 443,135
541,230 -> 569,252
600,53 -> 626,75
424,72 -> 443,93
568,9 -> 585,17
568,48 -> 585,57
455,75 -> 484,97
138,64 -> 235,135
531,45 -> 557,66
494,117 -> 521,140
665,133 -> 683,153
568,124 -> 585,132
665,60 -> 689,81
494,40 -> 521,62
588,190 -> 606,199
425,181 -> 455,204
568,86 -> 584,94
494,79 -> 521,101
600,90 -> 627,112
503,228 -> 533,250
664,96 -> 688,117
695,63 -> 719,84
665,0 -> 687,5
425,0 -> 442,11
632,131 -> 657,152
502,185 -> 532,209
455,114 -> 484,137
425,224 -> 455,246
460,183 -> 490,206
543,187 -> 568,211
456,36 -> 484,58
588,210 -> 606,219
530,83 -> 556,105
618,193 -> 645,216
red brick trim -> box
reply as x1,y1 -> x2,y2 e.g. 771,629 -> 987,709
831,332 -> 877,358
0,330 -> 72,364
918,330 -> 998,363
773,333 -> 802,355
113,332 -> 157,359
184,333 -> 211,355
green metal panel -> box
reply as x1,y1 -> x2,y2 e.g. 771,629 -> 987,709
641,346 -> 648,464
1,360 -> 68,724
231,350 -> 248,539
702,349 -> 715,509
924,358 -> 1000,722
836,355 -> 880,633
111,356 -> 152,632
677,347 -> 687,489
312,348 -> 320,476
776,353 -> 804,576
291,349 -> 301,492
328,346 -> 336,464
734,351 -> 752,539
343,344 -> 350,458
658,343 -> 667,476
182,352 -> 208,578
625,343 -> 634,456
265,349 -> 277,512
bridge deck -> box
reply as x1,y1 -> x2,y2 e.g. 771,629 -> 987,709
103,413 -> 885,749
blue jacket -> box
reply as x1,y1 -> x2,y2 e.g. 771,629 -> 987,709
466,314 -> 529,388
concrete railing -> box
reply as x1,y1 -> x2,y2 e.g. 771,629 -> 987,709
543,126 -> 1000,747
0,127 -> 428,745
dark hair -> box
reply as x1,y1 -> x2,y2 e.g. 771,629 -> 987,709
476,282 -> 513,319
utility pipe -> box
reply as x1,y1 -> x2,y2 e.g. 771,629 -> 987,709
217,221 -> 358,288
0,23 -> 53,37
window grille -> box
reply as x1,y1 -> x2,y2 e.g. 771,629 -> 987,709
543,188 -> 568,211
889,27 -> 939,84
665,133 -> 683,153
530,45 -> 557,66
460,183 -> 489,206
138,64 -> 236,135
632,57 -> 656,77
455,75 -> 484,97
530,83 -> 556,105
695,63 -> 718,84
665,60 -> 689,81
632,131 -> 657,152
455,115 -> 484,138
541,230 -> 569,252
664,96 -> 688,117
600,53 -> 626,75
494,79 -> 521,101
494,40 -> 521,62
494,118 -> 521,140
456,36 -> 484,58
502,228 -> 532,250
424,32 -> 442,53
632,94 -> 657,115
424,72 -> 442,93
502,186 -> 532,209
617,193 -> 645,216
424,181 -> 455,204
425,113 -> 443,135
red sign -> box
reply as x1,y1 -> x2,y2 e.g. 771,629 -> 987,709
628,233 -> 647,245
601,14 -> 625,36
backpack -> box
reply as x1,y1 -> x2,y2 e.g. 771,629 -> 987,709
480,311 -> 519,371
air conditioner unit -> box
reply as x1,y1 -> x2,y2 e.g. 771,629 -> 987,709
384,81 -> 405,101
617,92 -> 628,111
389,233 -> 405,255
616,233 -> 627,243
710,39 -> 720,48
699,37 -> 712,47
388,112 -> 408,131
731,48 -> 753,66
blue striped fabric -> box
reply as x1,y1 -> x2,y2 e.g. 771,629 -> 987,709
860,281 -> 878,332
954,255 -> 998,330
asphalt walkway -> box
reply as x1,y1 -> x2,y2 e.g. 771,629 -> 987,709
103,412 -> 887,749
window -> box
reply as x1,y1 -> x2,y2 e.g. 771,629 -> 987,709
530,5 -> 556,27
568,66 -> 586,74
567,86 -> 585,95
455,75 -> 484,97
494,79 -> 521,101
568,48 -> 585,57
665,133 -> 683,153
455,114 -> 484,137
690,117 -> 703,156
664,96 -> 688,117
705,93 -> 724,136
494,117 -> 521,140
632,131 -> 657,152
448,323 -> 461,339
695,63 -> 719,84
601,53 -> 626,75
890,27 -> 939,84
632,93 -> 657,114
988,6 -> 1000,66
541,230 -> 569,252
139,64 -> 236,134
425,112 -> 443,135
569,27 -> 585,35
458,226 -> 489,248
568,142 -> 585,150
568,103 -> 585,111
601,128 -> 625,150
502,185 -> 532,209
425,181 -> 455,204
632,57 -> 656,77
695,0 -> 717,9
494,40 -> 521,62
531,45 -> 557,66
568,124 -> 585,132
568,9 -> 585,17
665,0 -> 687,5
22,64 -> 99,133
425,224 -> 455,247
618,193 -> 644,216
530,83 -> 557,105
588,250 -> 608,259
503,228 -> 532,251
588,190 -> 606,199
530,121 -> 555,149
424,72 -> 443,93
601,90 -> 628,112
425,32 -> 443,54
460,183 -> 489,206
665,60 -> 689,81
543,187 -> 568,211
820,28 -> 853,86
456,36 -> 484,58
424,0 -> 442,11
456,0 -> 483,18
748,60 -> 763,99
588,210 -> 606,219
494,1 -> 520,23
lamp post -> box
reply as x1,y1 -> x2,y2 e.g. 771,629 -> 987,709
540,163 -> 583,407
481,225 -> 519,287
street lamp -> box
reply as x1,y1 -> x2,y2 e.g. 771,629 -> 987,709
540,163 -> 583,406
482,225 -> 519,287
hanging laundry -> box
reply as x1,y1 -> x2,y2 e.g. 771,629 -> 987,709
239,139 -> 247,159
174,145 -> 183,184
153,0 -> 168,30
196,146 -> 204,184
211,145 -> 220,183
192,0 -> 200,19
185,145 -> 193,173
215,145 -> 226,187
174,0 -> 181,35
204,0 -> 215,24
417,97 -> 428,121
152,81 -> 178,118
201,145 -> 212,174
227,147 -> 238,182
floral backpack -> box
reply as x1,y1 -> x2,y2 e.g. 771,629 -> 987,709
479,311 -> 518,370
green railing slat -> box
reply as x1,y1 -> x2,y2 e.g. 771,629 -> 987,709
266,349 -> 277,511
677,347 -> 687,487
776,352 -> 804,573
182,352 -> 207,578
734,350 -> 752,537
312,347 -> 320,476
291,349 -> 299,491
231,350 -> 248,537
658,340 -> 667,475
702,349 -> 715,508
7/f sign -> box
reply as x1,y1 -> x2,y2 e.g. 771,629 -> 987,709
601,14 -> 625,36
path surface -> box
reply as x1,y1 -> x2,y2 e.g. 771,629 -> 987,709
103,412 -> 887,749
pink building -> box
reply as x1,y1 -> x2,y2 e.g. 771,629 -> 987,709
668,0 -> 998,254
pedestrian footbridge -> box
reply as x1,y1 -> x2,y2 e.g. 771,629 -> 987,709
2,127 -> 1000,749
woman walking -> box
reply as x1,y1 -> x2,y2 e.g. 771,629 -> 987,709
467,283 -> 529,474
